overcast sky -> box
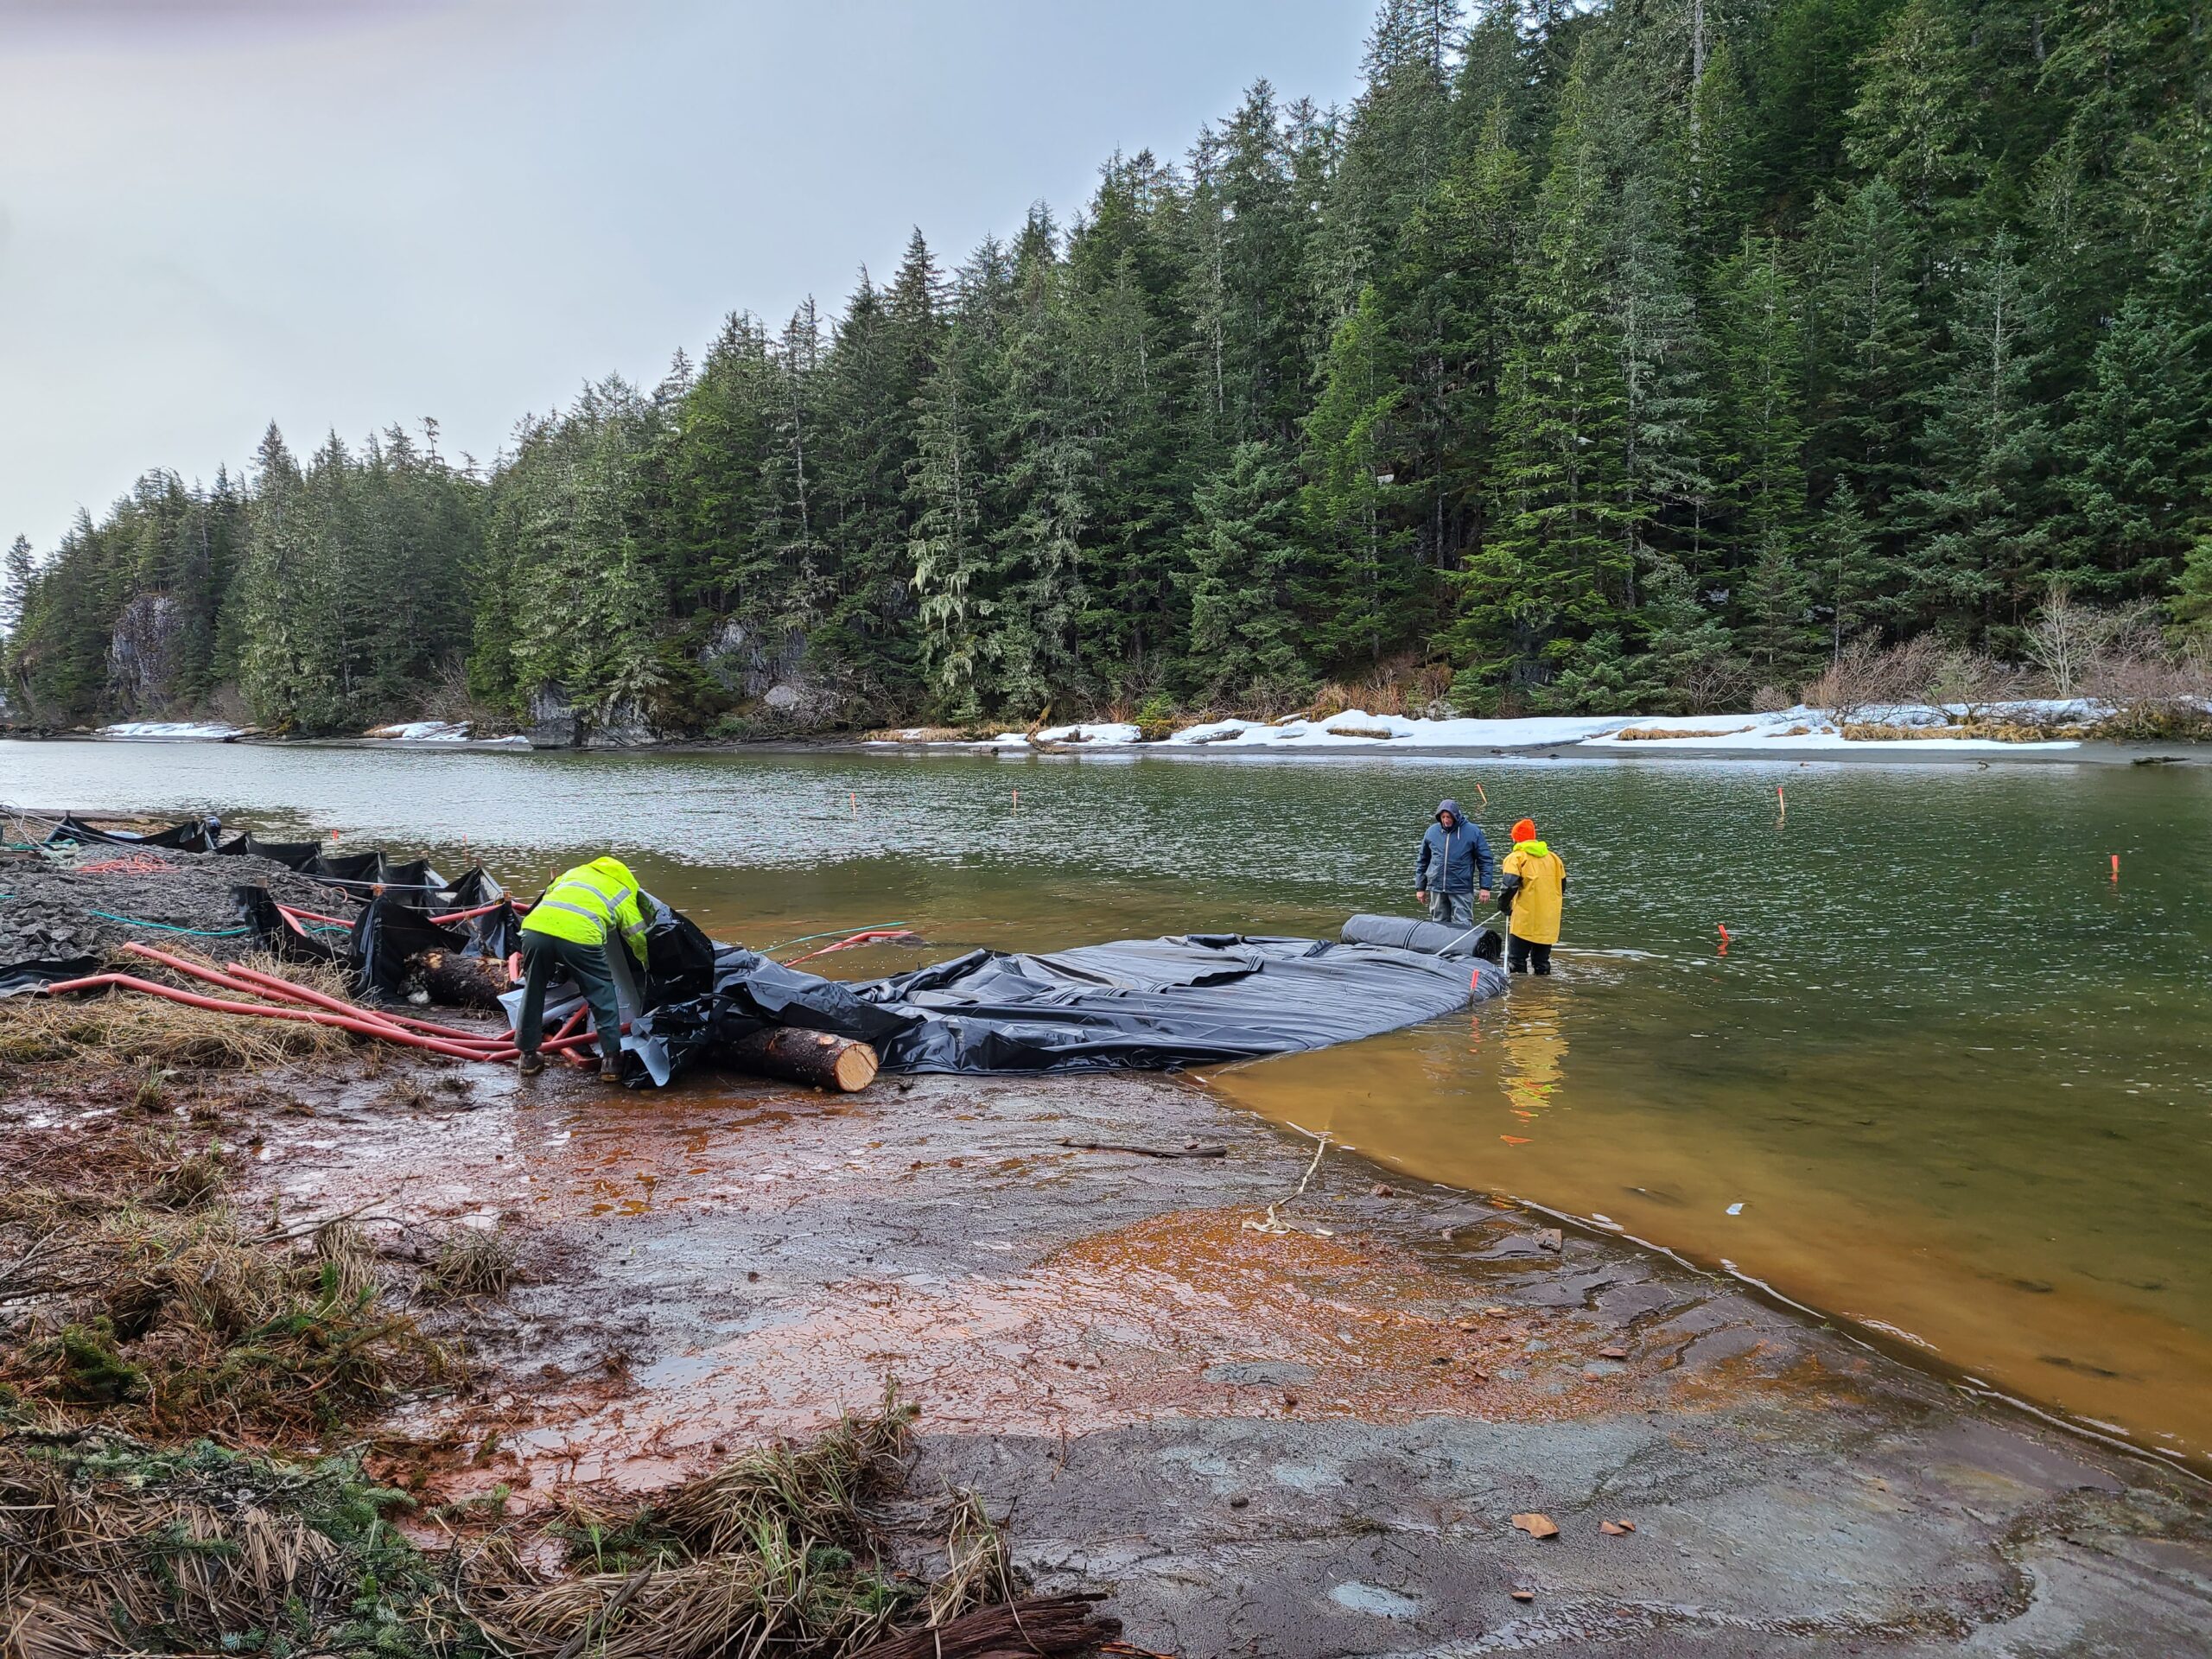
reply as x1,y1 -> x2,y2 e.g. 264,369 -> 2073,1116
1,0 -> 1371,552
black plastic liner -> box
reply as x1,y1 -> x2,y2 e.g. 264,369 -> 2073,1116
0,957 -> 102,998
633,932 -> 1506,1081
46,817 -> 450,893
45,814 -> 220,853
22,814 -> 1512,1084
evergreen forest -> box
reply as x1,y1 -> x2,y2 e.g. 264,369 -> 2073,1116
6,0 -> 2209,734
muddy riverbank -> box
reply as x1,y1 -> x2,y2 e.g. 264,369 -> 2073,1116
9,1032 -> 2196,1656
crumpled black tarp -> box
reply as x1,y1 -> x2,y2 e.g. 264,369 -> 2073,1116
45,814 -> 219,853
633,932 -> 1505,1081
0,957 -> 102,998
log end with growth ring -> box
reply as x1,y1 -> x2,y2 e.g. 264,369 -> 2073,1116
725,1026 -> 880,1092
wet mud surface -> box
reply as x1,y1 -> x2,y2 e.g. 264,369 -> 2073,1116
40,1052 -> 2183,1657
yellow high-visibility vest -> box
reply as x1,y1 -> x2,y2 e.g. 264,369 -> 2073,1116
520,856 -> 649,964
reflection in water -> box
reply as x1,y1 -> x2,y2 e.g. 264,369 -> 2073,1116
6,738 -> 2210,1469
1499,986 -> 1567,1137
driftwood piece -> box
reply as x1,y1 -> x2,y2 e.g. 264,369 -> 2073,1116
727,1027 -> 880,1092
413,949 -> 508,1010
1060,1138 -> 1227,1160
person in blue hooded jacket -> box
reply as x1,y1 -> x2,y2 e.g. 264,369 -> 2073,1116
1414,798 -> 1493,927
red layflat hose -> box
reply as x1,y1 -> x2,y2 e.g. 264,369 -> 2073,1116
121,944 -> 493,1046
47,942 -> 623,1067
427,897 -> 531,925
274,903 -> 358,930
39,972 -> 498,1060
86,942 -> 624,1067
782,926 -> 919,968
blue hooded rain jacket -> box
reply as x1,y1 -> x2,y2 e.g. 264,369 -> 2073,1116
1414,799 -> 1494,895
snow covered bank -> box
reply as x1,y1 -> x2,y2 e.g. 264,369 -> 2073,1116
1586,704 -> 2084,753
98,721 -> 244,741
872,701 -> 2111,756
365,720 -> 473,741
359,721 -> 533,749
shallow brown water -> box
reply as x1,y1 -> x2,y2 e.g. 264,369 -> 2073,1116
6,738 -> 2209,1469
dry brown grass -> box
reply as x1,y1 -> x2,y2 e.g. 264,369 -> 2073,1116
425,1224 -> 519,1300
0,1397 -> 1100,1659
0,993 -> 340,1069
0,1433 -> 471,1659
470,1394 -> 935,1657
1306,658 -> 1454,722
1,1193 -> 447,1439
382,1074 -> 437,1111
1840,721 -> 2093,742
0,950 -> 360,1071
862,725 -> 995,744
1609,725 -> 1758,741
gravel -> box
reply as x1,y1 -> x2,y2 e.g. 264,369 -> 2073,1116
0,847 -> 349,966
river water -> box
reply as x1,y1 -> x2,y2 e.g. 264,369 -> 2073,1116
5,739 -> 2209,1469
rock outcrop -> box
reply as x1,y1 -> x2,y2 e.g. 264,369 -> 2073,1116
105,594 -> 190,715
525,684 -> 659,748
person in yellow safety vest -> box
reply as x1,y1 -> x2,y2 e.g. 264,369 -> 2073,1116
1500,817 -> 1567,976
515,855 -> 650,1079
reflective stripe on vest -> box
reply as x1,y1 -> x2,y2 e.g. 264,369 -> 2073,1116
537,875 -> 632,941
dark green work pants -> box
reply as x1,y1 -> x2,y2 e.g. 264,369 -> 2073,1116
517,931 -> 622,1061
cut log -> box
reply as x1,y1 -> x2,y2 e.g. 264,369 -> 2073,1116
412,949 -> 508,1010
726,1027 -> 880,1092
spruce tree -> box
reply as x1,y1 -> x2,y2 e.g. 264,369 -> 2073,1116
2055,292 -> 2210,601
1897,232 -> 2051,635
1179,442 -> 1313,707
1710,234 -> 1810,574
908,331 -> 991,721
1637,555 -> 1742,711
1,534 -> 32,639
1805,180 -> 1930,530
1815,480 -> 1908,656
1452,52 -> 1637,708
1300,285 -> 1419,670
1844,0 -> 1985,219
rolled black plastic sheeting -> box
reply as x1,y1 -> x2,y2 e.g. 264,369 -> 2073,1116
1342,912 -> 1503,959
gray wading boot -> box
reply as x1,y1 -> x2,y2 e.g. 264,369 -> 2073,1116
517,1052 -> 545,1077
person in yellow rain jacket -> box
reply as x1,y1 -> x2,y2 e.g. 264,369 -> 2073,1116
515,856 -> 651,1079
1500,817 -> 1567,976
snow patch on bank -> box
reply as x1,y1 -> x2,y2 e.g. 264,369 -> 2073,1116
365,721 -> 473,741
878,700 -> 2105,754
1587,702 -> 2083,751
359,721 -> 533,749
98,721 -> 242,741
